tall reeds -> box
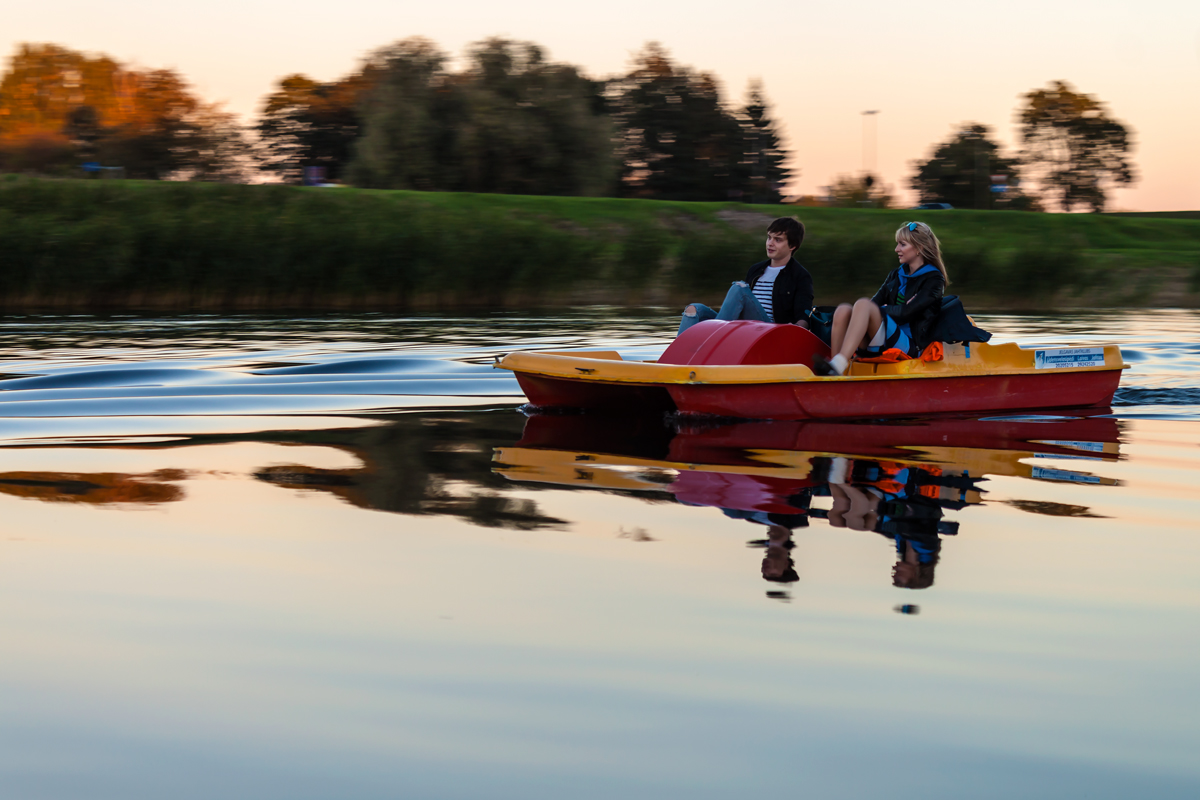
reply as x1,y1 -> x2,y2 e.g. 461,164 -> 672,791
0,176 -> 1194,311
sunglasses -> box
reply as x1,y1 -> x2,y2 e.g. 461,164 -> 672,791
907,222 -> 922,232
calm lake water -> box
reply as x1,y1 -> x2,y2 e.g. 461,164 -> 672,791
1,309 -> 1198,799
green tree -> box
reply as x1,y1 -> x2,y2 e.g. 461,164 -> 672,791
738,80 -> 790,204
826,173 -> 893,209
1017,80 -> 1135,212
910,123 -> 1035,210
177,102 -> 256,182
454,38 -> 613,196
348,37 -> 614,195
347,37 -> 461,190
612,43 -> 745,201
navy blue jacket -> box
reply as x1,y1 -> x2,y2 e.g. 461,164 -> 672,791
870,266 -> 945,352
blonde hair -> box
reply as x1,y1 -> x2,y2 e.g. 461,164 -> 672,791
896,221 -> 949,286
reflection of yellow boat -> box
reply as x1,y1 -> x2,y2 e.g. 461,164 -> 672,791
493,413 -> 1121,500
495,442 -> 1116,496
496,448 -> 682,493
494,446 -> 809,494
496,412 -> 1123,596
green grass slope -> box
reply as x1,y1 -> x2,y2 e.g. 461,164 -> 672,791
1,175 -> 1197,311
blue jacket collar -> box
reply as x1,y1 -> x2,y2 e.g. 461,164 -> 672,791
898,263 -> 938,295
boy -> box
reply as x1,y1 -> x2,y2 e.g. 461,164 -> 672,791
677,217 -> 814,335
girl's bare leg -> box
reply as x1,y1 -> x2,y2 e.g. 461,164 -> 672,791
828,484 -> 851,528
838,298 -> 883,362
829,303 -> 854,355
840,484 -> 880,532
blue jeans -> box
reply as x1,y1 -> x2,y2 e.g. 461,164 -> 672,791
678,282 -> 771,336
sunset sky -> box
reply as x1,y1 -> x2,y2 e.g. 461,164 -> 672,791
6,0 -> 1199,210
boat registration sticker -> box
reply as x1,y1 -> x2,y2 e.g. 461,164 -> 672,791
1034,347 -> 1105,369
1031,466 -> 1102,484
1037,440 -> 1106,452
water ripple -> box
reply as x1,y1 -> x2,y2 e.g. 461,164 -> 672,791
1113,387 -> 1200,406
0,310 -> 1193,430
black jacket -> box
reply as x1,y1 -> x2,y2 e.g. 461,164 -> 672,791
870,267 -> 945,352
745,257 -> 814,325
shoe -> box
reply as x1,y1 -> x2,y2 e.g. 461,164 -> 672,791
812,355 -> 837,376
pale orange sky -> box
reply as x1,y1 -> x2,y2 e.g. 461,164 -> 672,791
6,0 -> 1199,210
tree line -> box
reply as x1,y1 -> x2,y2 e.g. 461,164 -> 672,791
903,81 -> 1135,213
258,38 -> 791,202
0,41 -> 1135,211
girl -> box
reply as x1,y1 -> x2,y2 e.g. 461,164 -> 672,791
814,221 -> 948,376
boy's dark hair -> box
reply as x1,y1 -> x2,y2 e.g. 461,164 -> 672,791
767,217 -> 805,250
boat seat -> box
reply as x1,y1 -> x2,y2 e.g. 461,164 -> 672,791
659,320 -> 831,366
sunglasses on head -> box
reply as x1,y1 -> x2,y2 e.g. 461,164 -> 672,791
907,222 -> 920,232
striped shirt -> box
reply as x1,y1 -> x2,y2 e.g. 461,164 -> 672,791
753,265 -> 785,322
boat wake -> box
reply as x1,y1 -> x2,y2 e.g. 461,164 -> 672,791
0,349 -> 525,444
0,353 -> 523,418
1113,386 -> 1200,406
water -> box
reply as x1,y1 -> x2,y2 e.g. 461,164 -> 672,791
1,309 -> 1198,799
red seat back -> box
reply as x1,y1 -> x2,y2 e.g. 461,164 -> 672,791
659,320 -> 831,366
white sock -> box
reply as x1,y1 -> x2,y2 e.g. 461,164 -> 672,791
828,457 -> 849,485
829,354 -> 849,375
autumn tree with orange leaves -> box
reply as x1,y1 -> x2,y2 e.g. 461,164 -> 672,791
0,43 -> 247,179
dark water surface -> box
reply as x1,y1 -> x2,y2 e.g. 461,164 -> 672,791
1,309 -> 1198,799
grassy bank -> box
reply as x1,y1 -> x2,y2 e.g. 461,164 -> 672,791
1,175 -> 1198,311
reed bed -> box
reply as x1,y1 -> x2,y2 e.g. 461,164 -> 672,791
0,176 -> 1196,311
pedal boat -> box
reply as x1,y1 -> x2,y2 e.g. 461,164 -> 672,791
496,320 -> 1126,420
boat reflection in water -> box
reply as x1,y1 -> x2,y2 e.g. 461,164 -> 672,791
493,411 -> 1121,602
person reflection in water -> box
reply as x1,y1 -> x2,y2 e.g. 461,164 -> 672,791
677,217 -> 814,336
820,456 -> 947,590
891,536 -> 940,590
733,508 -> 808,589
759,524 -> 800,584
724,506 -> 811,587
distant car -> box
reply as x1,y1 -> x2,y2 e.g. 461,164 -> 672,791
912,202 -> 954,210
